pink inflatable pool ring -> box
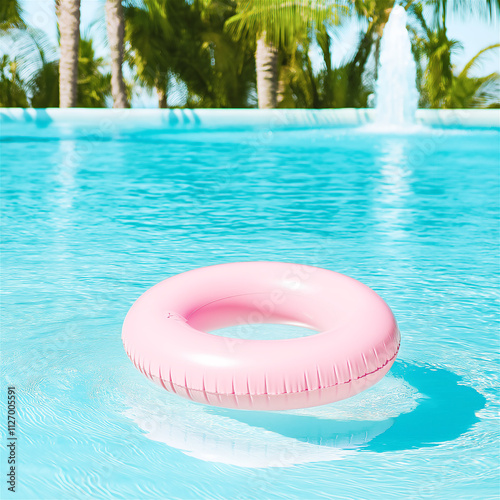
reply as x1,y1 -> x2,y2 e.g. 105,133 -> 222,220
122,262 -> 400,411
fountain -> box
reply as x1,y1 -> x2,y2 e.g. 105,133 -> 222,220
374,5 -> 419,127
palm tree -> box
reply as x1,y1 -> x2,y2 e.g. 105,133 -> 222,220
425,0 -> 500,33
226,0 -> 342,108
29,58 -> 59,107
447,44 -> 499,108
29,37 -> 112,108
124,0 -> 175,107
0,0 -> 25,30
0,55 -> 28,106
344,0 -> 396,107
57,0 -> 81,107
105,0 -> 128,108
410,3 -> 459,107
125,0 -> 254,108
254,33 -> 278,108
485,0 -> 500,13
189,0 -> 255,108
77,37 -> 112,107
1,9 -> 59,107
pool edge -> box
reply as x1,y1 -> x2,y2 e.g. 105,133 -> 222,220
1,108 -> 499,133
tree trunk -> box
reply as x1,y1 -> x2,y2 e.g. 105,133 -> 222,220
106,0 -> 129,108
277,76 -> 286,106
317,27 -> 333,106
57,0 -> 80,108
157,87 -> 167,108
255,33 -> 278,109
347,21 -> 379,107
374,37 -> 381,81
276,52 -> 290,107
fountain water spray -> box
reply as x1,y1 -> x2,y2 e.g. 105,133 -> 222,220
374,5 -> 419,126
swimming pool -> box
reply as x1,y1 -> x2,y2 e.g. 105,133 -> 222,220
1,110 -> 499,499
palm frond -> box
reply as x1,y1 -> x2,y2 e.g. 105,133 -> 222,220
0,0 -> 25,31
225,0 -> 345,50
6,26 -> 58,86
459,43 -> 500,78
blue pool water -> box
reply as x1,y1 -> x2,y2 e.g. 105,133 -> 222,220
1,117 -> 499,499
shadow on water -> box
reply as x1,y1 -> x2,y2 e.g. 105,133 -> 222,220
127,361 -> 487,467
208,362 -> 486,453
366,362 -> 486,451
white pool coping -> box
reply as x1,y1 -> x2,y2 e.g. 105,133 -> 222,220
1,108 -> 499,133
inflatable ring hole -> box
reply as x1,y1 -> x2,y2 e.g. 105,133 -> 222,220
209,323 -> 320,341
185,290 -> 335,333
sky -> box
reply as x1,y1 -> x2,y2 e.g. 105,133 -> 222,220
13,0 -> 500,107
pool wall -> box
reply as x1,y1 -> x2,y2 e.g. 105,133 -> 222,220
1,108 -> 499,135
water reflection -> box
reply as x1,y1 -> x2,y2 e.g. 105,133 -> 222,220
54,139 -> 79,212
49,139 -> 79,261
125,362 -> 484,468
373,139 -> 414,241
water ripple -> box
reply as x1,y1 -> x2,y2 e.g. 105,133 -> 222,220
1,127 -> 499,499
